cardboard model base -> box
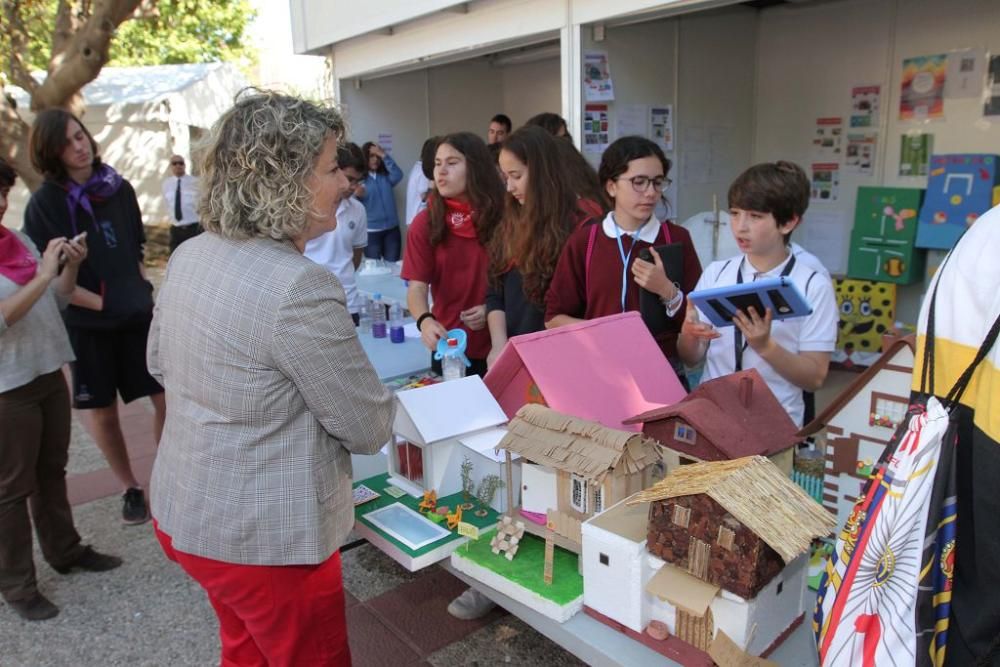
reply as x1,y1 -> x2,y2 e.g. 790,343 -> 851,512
450,532 -> 583,623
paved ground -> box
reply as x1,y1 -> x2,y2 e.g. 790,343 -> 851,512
0,392 -> 585,667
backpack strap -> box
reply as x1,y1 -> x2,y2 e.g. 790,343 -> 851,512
585,222 -> 598,297
660,221 -> 672,244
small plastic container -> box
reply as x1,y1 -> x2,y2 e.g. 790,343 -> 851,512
441,338 -> 465,381
358,294 -> 373,334
371,292 -> 387,339
388,302 -> 405,344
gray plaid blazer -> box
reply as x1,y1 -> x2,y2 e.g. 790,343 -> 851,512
148,232 -> 394,565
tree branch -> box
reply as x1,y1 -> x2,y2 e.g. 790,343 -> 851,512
34,0 -> 147,111
0,88 -> 41,191
2,0 -> 40,95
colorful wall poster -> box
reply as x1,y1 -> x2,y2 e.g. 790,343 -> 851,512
650,105 -> 673,152
944,48 -> 984,99
845,133 -> 877,175
811,163 -> 840,202
899,133 -> 933,177
850,85 -> 880,127
583,103 -> 610,154
985,54 -> 1000,116
812,117 -> 843,160
583,52 -> 614,102
899,54 -> 947,121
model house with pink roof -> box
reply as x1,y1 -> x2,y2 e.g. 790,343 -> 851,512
484,312 -> 688,433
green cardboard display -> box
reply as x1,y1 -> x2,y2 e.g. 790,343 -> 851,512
847,187 -> 926,285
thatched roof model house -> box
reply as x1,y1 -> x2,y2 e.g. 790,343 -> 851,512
497,404 -> 663,549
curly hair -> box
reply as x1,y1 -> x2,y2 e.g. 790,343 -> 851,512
489,126 -> 580,305
427,132 -> 504,247
198,89 -> 345,241
29,109 -> 101,182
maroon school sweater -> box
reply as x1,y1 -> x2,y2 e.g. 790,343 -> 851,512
544,220 -> 701,362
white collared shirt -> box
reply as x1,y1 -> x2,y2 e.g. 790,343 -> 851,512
162,175 -> 200,226
304,197 -> 368,313
601,212 -> 661,243
694,251 -> 838,426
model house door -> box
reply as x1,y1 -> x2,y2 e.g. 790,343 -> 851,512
521,463 -> 558,516
675,608 -> 715,651
688,537 -> 710,580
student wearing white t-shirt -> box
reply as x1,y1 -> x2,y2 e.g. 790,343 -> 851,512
678,161 -> 837,426
304,143 -> 368,324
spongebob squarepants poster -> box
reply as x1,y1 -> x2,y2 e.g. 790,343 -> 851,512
833,278 -> 896,368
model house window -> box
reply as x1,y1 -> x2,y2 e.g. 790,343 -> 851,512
870,395 -> 908,429
571,474 -> 588,513
672,503 -> 690,528
599,553 -> 610,566
592,484 -> 605,514
717,525 -> 735,551
674,422 -> 697,444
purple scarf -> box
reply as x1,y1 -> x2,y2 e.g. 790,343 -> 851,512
64,163 -> 123,234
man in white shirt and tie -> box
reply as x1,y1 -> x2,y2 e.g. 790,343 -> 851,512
162,155 -> 202,253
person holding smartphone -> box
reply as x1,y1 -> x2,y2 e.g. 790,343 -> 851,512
0,158 -> 122,621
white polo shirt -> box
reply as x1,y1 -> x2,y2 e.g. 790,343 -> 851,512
304,197 -> 368,314
694,251 -> 838,426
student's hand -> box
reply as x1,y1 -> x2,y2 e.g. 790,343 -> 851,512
371,145 -> 386,159
39,238 -> 67,280
420,317 -> 448,351
733,306 -> 775,354
680,302 -> 721,341
62,236 -> 88,266
631,250 -> 677,301
460,305 -> 487,331
487,344 -> 504,370
354,183 -> 366,198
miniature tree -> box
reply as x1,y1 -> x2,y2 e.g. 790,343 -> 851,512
460,456 -> 475,500
476,474 -> 504,509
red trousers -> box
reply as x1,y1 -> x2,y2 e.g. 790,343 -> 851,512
155,525 -> 351,667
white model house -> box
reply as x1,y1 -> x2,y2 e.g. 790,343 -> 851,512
799,336 -> 915,525
582,457 -> 835,658
390,375 -> 519,512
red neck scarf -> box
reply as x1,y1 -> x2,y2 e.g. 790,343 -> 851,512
0,227 -> 38,285
443,197 -> 478,239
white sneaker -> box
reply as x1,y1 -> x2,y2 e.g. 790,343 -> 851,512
447,587 -> 496,620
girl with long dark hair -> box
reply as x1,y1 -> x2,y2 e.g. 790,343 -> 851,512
402,132 -> 505,376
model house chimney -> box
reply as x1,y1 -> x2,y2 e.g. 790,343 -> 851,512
739,374 -> 753,408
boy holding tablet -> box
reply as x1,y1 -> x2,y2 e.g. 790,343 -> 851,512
678,161 -> 837,426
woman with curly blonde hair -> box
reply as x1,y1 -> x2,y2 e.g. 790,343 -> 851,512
148,90 -> 395,666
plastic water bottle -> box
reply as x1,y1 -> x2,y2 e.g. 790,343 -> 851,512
441,338 -> 464,381
389,301 -> 405,343
371,292 -> 387,338
358,294 -> 373,334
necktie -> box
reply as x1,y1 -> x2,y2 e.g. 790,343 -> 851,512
174,178 -> 183,222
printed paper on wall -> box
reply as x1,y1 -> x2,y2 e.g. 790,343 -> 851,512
650,105 -> 673,152
944,48 -> 984,99
984,54 -> 1000,116
899,133 -> 933,177
900,54 -> 947,121
812,117 -> 843,160
811,163 -> 840,202
845,133 -> 877,175
583,52 -> 615,102
583,103 -> 610,154
850,86 -> 880,128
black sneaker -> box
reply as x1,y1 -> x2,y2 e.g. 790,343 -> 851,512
8,593 -> 59,621
52,545 -> 123,574
122,487 -> 150,525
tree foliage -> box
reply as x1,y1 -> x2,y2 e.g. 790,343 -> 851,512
0,0 -> 256,75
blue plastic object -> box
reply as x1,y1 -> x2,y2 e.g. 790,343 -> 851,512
433,328 -> 471,368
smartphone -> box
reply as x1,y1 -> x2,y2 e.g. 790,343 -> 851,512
59,231 -> 87,263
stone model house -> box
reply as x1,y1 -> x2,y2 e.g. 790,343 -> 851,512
581,456 -> 834,659
798,336 -> 916,525
624,369 -> 799,475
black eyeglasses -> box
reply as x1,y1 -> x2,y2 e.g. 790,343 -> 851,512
170,161 -> 184,166
617,175 -> 671,193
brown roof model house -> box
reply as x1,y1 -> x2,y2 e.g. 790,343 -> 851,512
798,335 -> 915,526
581,456 -> 835,661
624,369 -> 799,475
